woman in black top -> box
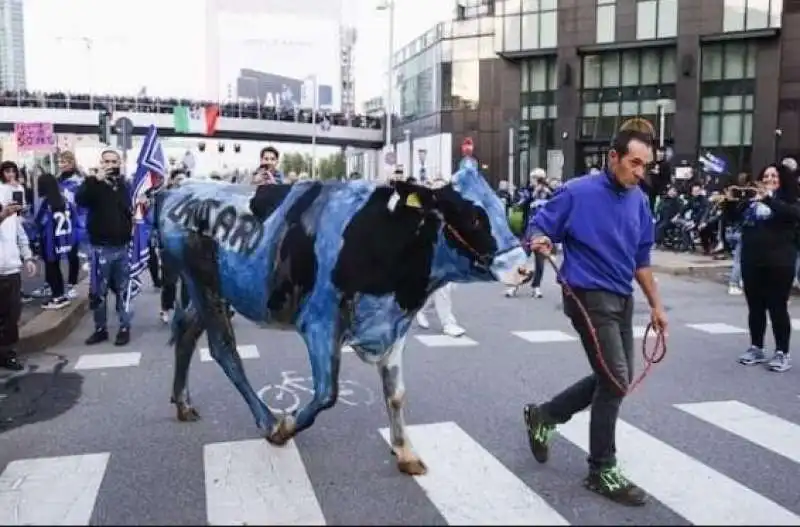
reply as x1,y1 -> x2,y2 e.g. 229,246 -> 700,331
737,163 -> 800,372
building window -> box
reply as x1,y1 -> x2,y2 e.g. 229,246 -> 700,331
636,0 -> 678,40
580,48 -> 676,147
596,0 -> 616,44
723,0 -> 783,32
496,0 -> 558,52
700,42 -> 756,173
519,57 -> 558,181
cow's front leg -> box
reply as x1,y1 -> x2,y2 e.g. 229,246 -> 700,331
170,305 -> 204,422
378,334 -> 427,475
268,313 -> 342,445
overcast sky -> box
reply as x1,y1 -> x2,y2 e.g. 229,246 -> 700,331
23,0 -> 453,109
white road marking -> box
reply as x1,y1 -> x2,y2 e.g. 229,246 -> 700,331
74,352 -> 141,370
380,422 -> 569,525
204,439 -> 325,526
341,345 -> 355,353
686,323 -> 748,335
675,400 -> 800,464
199,344 -> 260,362
0,453 -> 110,525
559,413 -> 800,525
414,334 -> 478,347
512,330 -> 577,343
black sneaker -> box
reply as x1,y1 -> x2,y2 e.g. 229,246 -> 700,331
524,404 -> 556,463
85,328 -> 109,345
0,351 -> 24,371
584,466 -> 647,506
114,328 -> 130,346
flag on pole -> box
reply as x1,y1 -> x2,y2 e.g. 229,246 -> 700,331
126,125 -> 166,306
173,104 -> 220,135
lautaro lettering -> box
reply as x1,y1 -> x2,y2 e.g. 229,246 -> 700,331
166,196 -> 263,256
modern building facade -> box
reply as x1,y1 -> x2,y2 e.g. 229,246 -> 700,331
390,0 -> 795,186
0,0 -> 26,91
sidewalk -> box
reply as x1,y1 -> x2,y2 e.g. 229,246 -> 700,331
650,250 -> 732,281
17,261 -> 90,355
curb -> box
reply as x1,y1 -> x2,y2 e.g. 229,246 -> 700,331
17,279 -> 90,355
651,263 -> 732,277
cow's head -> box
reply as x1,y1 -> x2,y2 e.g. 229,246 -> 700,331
388,165 -> 529,286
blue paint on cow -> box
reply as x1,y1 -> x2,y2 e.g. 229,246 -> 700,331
155,166 -> 529,449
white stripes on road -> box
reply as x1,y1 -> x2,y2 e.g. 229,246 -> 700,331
512,330 -> 577,343
203,439 -> 325,526
414,335 -> 478,347
379,422 -> 569,525
4,397 -> 800,525
558,412 -> 800,525
198,344 -> 260,363
675,400 -> 800,464
0,453 -> 110,525
686,322 -> 748,335
74,352 -> 141,371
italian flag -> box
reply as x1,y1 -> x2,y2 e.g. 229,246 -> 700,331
173,105 -> 219,135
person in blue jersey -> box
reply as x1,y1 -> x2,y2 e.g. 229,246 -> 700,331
522,118 -> 668,507
35,172 -> 78,310
56,151 -> 85,299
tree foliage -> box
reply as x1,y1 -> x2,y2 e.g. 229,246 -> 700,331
279,152 -> 346,180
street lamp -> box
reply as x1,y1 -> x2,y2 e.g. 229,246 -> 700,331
376,0 -> 396,153
303,74 -> 320,179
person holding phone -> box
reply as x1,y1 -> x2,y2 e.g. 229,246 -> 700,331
0,177 -> 37,371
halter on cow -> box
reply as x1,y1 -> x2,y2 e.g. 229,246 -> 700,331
154,162 -> 530,474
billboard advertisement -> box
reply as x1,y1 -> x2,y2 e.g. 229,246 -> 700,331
237,69 -> 334,110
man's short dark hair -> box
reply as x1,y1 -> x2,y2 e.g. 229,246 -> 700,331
611,118 -> 655,157
260,146 -> 279,159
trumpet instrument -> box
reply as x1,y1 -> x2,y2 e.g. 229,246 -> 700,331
715,185 -> 764,201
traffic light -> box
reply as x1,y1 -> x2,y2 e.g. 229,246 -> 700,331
518,124 -> 530,152
233,143 -> 241,154
198,142 -> 206,152
217,142 -> 225,154
98,109 -> 112,145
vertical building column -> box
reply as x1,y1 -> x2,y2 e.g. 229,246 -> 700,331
672,2 -> 703,162
778,10 -> 800,162
752,39 -> 781,169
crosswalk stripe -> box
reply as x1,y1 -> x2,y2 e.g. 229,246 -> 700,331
199,345 -> 260,362
686,322 -> 747,335
0,453 -> 110,525
675,400 -> 800,464
379,422 -> 569,525
414,335 -> 478,347
74,352 -> 141,370
512,330 -> 577,343
203,439 -> 325,526
558,413 -> 800,525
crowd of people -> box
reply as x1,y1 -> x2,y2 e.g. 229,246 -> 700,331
0,90 -> 383,130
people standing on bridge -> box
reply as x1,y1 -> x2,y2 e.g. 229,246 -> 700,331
0,171 -> 37,371
736,162 -> 800,373
523,118 -> 668,507
55,151 -> 86,300
76,149 -> 134,347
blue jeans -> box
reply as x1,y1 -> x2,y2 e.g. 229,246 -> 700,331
89,245 -> 133,331
726,229 -> 742,287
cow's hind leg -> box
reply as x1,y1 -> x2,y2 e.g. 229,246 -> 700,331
199,287 -> 280,434
378,335 -> 427,475
170,303 -> 204,421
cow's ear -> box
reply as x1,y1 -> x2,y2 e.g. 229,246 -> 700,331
388,180 -> 434,212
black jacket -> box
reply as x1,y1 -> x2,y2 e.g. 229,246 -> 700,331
741,195 -> 800,268
75,176 -> 132,247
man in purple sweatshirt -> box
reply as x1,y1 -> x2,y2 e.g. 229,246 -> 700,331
523,119 -> 668,507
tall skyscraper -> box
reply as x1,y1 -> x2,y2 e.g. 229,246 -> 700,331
0,0 -> 26,91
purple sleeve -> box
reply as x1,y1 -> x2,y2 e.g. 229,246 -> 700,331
635,197 -> 655,269
531,186 -> 572,242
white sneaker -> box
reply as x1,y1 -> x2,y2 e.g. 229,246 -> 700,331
160,310 -> 171,324
42,297 -> 71,310
443,323 -> 466,337
65,287 -> 78,299
504,286 -> 518,298
533,287 -> 543,298
728,284 -> 743,296
415,312 -> 430,329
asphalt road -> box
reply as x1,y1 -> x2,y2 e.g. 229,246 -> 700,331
2,272 -> 800,525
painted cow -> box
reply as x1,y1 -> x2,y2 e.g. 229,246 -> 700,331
154,163 -> 530,475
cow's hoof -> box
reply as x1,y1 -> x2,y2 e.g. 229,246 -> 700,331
265,417 -> 296,446
176,404 -> 200,422
398,457 -> 428,476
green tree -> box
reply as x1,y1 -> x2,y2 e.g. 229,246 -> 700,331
317,152 -> 346,181
280,152 -> 311,175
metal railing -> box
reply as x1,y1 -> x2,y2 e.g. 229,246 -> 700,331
0,91 -> 384,130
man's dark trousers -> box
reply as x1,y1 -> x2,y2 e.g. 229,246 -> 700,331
539,288 -> 635,470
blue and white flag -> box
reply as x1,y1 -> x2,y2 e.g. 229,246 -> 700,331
127,125 -> 166,305
699,152 -> 727,175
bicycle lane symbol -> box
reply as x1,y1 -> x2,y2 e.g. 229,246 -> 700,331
256,370 -> 376,415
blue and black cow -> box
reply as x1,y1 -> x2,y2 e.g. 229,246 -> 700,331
154,162 -> 530,475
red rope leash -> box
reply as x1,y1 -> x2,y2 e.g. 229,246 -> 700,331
542,254 -> 667,395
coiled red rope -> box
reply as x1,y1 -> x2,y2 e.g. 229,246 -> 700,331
542,253 -> 668,395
